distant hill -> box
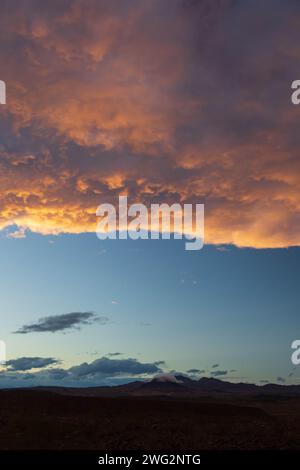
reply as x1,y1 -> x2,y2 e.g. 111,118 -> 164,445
23,374 -> 300,398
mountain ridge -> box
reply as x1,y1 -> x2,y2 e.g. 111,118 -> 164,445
9,374 -> 300,398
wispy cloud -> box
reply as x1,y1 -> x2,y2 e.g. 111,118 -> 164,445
14,312 -> 107,334
186,368 -> 205,374
211,370 -> 228,377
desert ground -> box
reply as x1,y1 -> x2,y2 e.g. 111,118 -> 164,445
0,389 -> 300,450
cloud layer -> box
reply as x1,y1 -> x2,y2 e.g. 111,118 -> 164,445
1,0 -> 300,247
0,355 -> 164,387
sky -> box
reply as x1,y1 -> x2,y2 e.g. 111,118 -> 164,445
0,0 -> 300,387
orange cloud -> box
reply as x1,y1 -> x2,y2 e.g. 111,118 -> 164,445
0,0 -> 300,248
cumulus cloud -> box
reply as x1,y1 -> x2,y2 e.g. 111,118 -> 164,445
0,355 -> 164,387
14,312 -> 106,334
0,0 -> 300,247
69,357 -> 162,379
5,356 -> 59,371
151,374 -> 182,384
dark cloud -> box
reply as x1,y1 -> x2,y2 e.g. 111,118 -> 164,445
212,364 -> 219,368
14,312 -> 106,334
186,368 -> 205,374
211,370 -> 228,377
46,368 -> 69,380
277,376 -> 286,383
69,357 -> 163,379
153,361 -> 166,367
6,356 -> 59,371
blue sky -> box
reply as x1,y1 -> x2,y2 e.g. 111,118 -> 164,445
1,229 -> 299,386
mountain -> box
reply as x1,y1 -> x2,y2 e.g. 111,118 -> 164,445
24,375 -> 300,398
138,374 -> 189,394
129,375 -> 300,397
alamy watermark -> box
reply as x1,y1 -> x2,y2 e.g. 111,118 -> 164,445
96,196 -> 204,251
0,80 -> 6,104
291,340 -> 300,365
291,80 -> 300,105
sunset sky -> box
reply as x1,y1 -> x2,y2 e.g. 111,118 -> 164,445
0,0 -> 300,387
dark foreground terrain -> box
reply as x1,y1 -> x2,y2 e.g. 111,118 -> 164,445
1,389 -> 300,449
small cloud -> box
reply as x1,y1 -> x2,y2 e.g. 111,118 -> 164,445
5,357 -> 59,371
111,300 -> 118,305
211,370 -> 228,377
277,376 -> 286,383
212,364 -> 219,368
154,360 -> 165,366
14,311 -> 106,334
186,368 -> 205,374
106,352 -> 122,357
151,374 -> 181,384
7,227 -> 26,239
260,380 -> 269,384
216,246 -> 230,252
